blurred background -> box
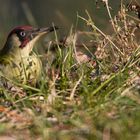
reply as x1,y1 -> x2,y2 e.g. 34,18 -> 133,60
0,0 -> 126,47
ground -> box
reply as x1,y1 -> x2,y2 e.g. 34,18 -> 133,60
0,1 -> 140,140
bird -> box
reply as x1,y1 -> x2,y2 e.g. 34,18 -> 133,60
0,25 -> 58,86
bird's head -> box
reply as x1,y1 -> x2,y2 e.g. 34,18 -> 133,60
1,26 -> 58,57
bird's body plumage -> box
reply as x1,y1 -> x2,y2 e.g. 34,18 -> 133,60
0,51 -> 41,85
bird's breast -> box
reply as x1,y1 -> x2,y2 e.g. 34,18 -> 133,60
0,53 -> 42,86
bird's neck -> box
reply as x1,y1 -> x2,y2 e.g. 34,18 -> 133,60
0,45 -> 35,66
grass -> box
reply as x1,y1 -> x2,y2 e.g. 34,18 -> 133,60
1,0 -> 140,139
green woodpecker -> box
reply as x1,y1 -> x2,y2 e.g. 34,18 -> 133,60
0,26 -> 58,85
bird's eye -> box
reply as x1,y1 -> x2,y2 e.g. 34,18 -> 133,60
20,31 -> 26,37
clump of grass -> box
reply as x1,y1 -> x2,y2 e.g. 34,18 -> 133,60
1,0 -> 140,139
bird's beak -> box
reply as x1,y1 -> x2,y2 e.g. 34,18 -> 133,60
20,26 -> 58,50
29,26 -> 59,39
